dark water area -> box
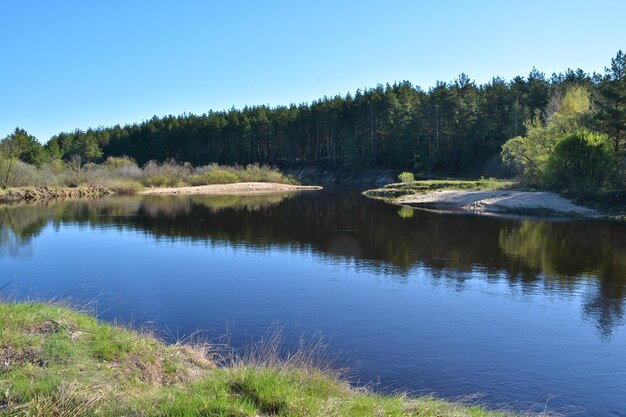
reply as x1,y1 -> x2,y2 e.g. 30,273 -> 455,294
1,190 -> 625,416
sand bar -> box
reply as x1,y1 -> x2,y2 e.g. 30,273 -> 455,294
141,182 -> 322,196
398,190 -> 598,217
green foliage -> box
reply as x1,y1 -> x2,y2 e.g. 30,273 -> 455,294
142,174 -> 181,187
594,50 -> 626,152
102,156 -> 137,169
543,131 -> 616,195
98,179 -> 144,195
0,128 -> 47,166
47,128 -> 104,164
501,85 -> 592,182
398,171 -> 414,183
0,128 -> 48,188
237,164 -> 298,184
187,164 -> 297,186
189,169 -> 239,185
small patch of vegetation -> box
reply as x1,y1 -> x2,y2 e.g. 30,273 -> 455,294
0,302 -> 518,417
189,169 -> 240,186
364,178 -> 516,201
398,172 -> 414,183
95,179 -> 144,195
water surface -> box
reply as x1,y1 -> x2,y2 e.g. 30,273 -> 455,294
1,190 -> 625,416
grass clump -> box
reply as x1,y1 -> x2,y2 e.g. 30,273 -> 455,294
0,301 -> 518,417
363,178 -> 516,201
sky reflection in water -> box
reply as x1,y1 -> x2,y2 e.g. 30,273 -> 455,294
1,191 -> 625,416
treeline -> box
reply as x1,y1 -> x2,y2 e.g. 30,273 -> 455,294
3,51 -> 625,178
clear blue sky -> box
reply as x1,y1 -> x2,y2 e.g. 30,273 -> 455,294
2,0 -> 625,142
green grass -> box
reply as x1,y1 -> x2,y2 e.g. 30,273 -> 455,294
363,178 -> 517,201
0,302 -> 520,417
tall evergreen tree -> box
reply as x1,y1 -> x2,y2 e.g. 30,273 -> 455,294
595,50 -> 626,153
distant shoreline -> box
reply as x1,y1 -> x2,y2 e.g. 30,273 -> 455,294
140,182 -> 323,196
362,179 -> 609,218
0,182 -> 322,204
397,190 -> 599,217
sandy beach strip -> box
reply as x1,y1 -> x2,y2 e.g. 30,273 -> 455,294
398,190 -> 598,217
140,182 -> 322,196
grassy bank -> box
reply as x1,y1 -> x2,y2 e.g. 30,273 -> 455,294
0,302 -> 515,417
363,179 -> 517,201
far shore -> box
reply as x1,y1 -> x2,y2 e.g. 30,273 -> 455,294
398,190 -> 599,217
362,179 -> 610,218
0,182 -> 323,204
140,181 -> 323,196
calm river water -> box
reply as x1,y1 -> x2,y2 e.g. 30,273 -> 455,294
1,190 -> 625,416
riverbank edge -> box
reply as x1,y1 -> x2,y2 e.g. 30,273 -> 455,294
140,182 -> 323,196
0,301 -> 516,417
0,182 -> 323,204
362,180 -> 619,219
0,186 -> 114,204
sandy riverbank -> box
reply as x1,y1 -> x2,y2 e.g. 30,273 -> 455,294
141,182 -> 322,196
398,190 -> 599,217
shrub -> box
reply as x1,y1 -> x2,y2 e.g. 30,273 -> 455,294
501,86 -> 593,184
543,131 -> 616,196
191,164 -> 297,185
140,160 -> 190,187
190,169 -> 240,185
0,159 -> 41,187
398,172 -> 414,183
100,179 -> 144,195
143,175 -> 182,187
103,156 -> 137,170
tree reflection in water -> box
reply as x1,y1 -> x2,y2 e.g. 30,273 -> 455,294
1,190 -> 625,336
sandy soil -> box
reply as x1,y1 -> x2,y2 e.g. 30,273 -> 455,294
398,190 -> 598,217
140,182 -> 322,196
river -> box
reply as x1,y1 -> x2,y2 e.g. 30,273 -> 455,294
1,189 -> 625,416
